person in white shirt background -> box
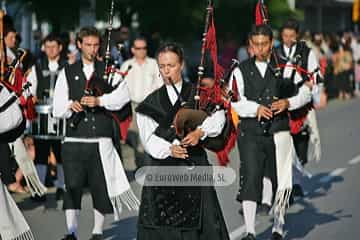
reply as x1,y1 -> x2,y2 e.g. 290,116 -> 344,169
120,36 -> 163,170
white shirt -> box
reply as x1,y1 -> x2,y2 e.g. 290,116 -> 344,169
0,84 -> 23,134
52,61 -> 131,140
136,81 -> 226,159
229,60 -> 312,118
120,57 -> 163,103
6,47 -> 16,62
27,60 -> 60,97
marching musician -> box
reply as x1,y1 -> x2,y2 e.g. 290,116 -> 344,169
0,81 -> 35,240
135,43 -> 230,240
276,19 -> 324,200
0,22 -> 26,194
230,24 -> 313,240
53,26 -> 138,240
26,33 -> 68,201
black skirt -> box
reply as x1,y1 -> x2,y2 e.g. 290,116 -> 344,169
137,185 -> 229,240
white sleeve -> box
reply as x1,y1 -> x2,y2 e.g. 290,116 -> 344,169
307,49 -> 324,103
229,67 -> 259,118
198,110 -> 226,140
52,69 -> 73,118
98,80 -> 131,111
288,84 -> 312,110
0,86 -> 23,134
26,66 -> 38,97
307,50 -> 320,74
288,49 -> 318,110
137,113 -> 172,159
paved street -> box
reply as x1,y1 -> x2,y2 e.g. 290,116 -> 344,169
14,97 -> 360,240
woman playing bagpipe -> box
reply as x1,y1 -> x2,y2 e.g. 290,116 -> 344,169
135,41 -> 231,240
134,2 -> 241,239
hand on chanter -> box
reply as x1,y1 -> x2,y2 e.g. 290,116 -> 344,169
80,96 -> 100,108
256,105 -> 273,121
271,99 -> 289,115
70,101 -> 84,112
170,145 -> 188,159
181,128 -> 204,147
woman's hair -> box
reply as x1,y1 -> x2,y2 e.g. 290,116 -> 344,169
155,42 -> 184,63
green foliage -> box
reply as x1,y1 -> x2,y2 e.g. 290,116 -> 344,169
23,0 -> 301,40
268,0 -> 303,29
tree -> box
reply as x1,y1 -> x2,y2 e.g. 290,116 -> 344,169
19,0 -> 300,40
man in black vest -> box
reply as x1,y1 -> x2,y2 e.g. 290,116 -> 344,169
27,33 -> 68,201
231,25 -> 312,240
276,19 -> 323,200
53,27 -> 137,240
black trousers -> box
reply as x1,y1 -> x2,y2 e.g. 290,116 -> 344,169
237,133 -> 277,203
34,139 -> 62,165
61,142 -> 113,214
292,128 -> 310,165
0,143 -> 16,185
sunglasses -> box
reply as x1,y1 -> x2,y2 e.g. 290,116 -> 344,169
134,46 -> 147,50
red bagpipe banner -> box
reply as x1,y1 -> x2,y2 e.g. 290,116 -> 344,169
2,68 -> 36,120
202,6 -> 239,166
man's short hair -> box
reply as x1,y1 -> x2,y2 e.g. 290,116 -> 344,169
4,26 -> 16,37
132,36 -> 147,47
76,26 -> 101,43
281,19 -> 300,33
249,24 -> 273,40
43,33 -> 63,46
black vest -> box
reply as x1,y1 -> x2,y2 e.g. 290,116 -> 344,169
239,58 -> 290,136
276,41 -> 311,82
65,60 -> 114,138
35,57 -> 67,99
276,41 -> 314,118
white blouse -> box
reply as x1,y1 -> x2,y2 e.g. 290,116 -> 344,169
136,81 -> 226,159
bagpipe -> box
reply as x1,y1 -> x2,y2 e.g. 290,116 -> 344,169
172,0 -> 239,166
0,10 -> 36,121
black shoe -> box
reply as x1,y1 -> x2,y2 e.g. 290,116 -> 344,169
271,232 -> 283,240
257,203 -> 271,216
61,233 -> 77,240
89,234 -> 103,240
241,233 -> 256,240
292,184 -> 305,197
56,188 -> 65,201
